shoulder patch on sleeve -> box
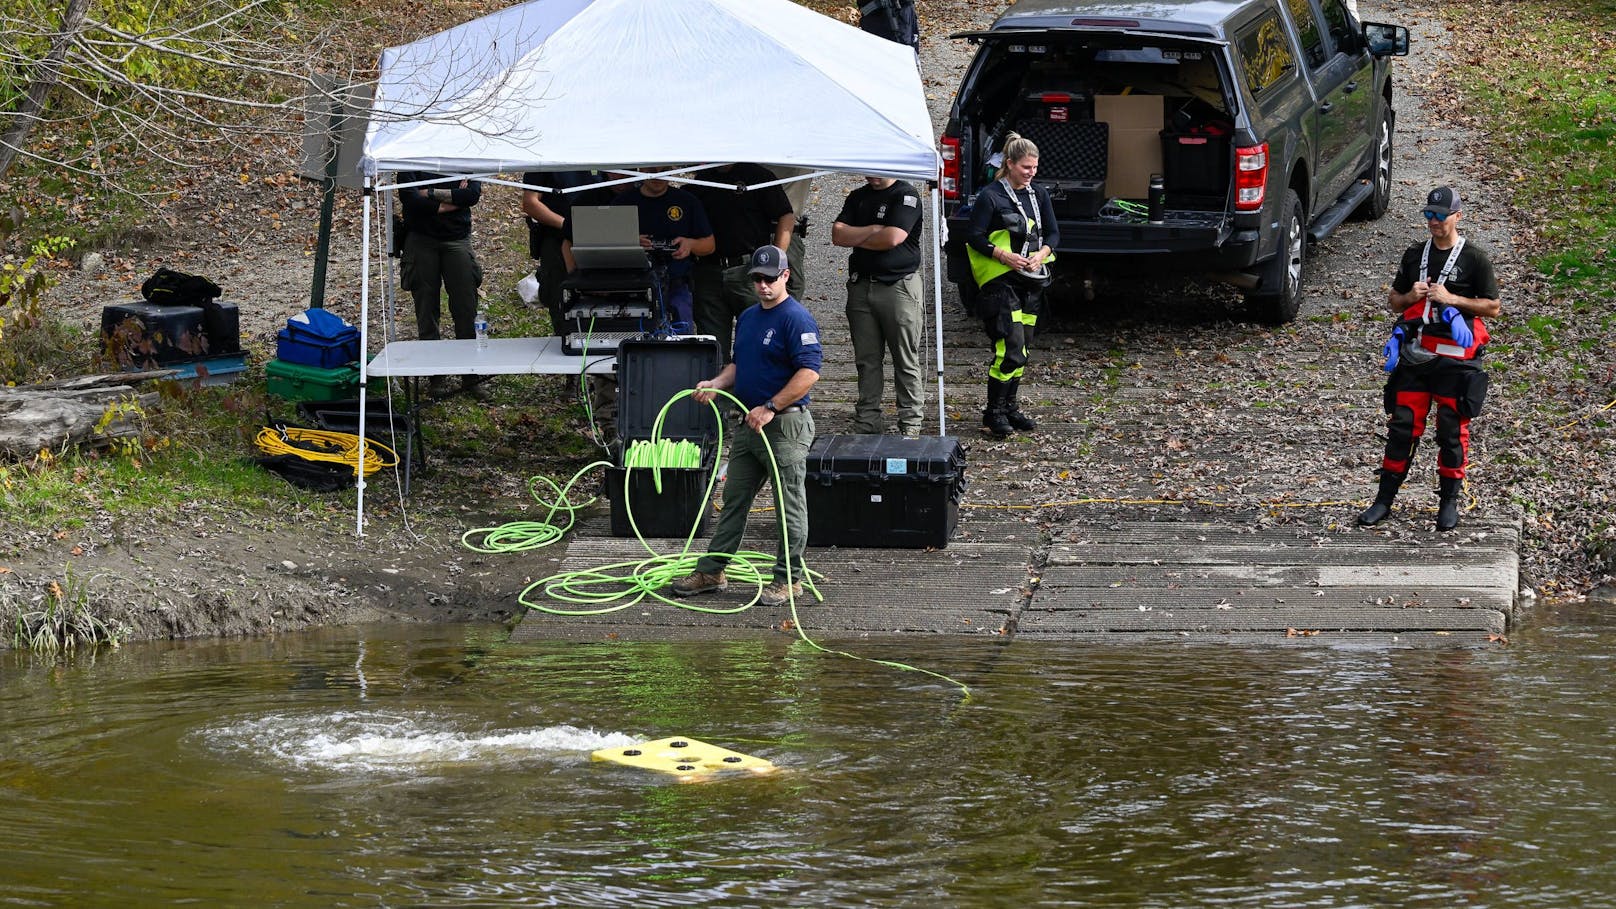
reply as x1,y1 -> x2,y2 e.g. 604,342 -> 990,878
800,331 -> 819,346
902,195 -> 918,207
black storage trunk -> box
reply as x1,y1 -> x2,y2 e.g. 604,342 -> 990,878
1012,117 -> 1107,183
606,338 -> 722,538
101,300 -> 241,365
297,398 -> 415,453
806,434 -> 966,549
1161,129 -> 1231,199
1041,178 -> 1106,219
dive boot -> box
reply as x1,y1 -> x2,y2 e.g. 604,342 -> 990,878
1357,471 -> 1405,526
1436,476 -> 1463,532
1004,378 -> 1038,432
982,379 -> 1012,439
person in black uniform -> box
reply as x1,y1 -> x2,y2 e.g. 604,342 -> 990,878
964,132 -> 1058,438
832,175 -> 926,436
1359,185 -> 1501,532
690,163 -> 796,363
398,171 -> 483,396
520,170 -> 612,333
858,0 -> 919,52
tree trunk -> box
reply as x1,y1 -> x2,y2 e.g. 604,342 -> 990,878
0,0 -> 93,180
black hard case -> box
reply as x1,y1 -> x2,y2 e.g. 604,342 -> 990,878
101,300 -> 241,365
606,338 -> 723,538
805,434 -> 966,549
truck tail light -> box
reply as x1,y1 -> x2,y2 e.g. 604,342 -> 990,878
940,135 -> 961,200
1234,142 -> 1268,212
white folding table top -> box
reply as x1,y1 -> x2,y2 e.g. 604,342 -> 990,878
366,337 -> 617,377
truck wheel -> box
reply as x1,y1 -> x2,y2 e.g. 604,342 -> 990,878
1246,188 -> 1306,324
1357,106 -> 1393,221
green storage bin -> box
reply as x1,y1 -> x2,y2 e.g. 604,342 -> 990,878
265,358 -> 361,402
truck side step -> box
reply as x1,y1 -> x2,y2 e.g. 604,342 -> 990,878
1306,180 -> 1375,243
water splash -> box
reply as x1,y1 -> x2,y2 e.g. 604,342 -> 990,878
201,711 -> 638,773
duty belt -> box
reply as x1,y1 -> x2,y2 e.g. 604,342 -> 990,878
705,253 -> 752,268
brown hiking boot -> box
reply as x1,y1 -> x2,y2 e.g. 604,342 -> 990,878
759,579 -> 803,607
671,570 -> 726,597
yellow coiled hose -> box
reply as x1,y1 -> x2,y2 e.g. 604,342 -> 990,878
254,425 -> 398,476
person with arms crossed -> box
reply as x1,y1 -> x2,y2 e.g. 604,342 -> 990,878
398,171 -> 484,397
832,174 -> 926,436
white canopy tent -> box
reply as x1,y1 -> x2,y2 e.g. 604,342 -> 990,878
353,0 -> 948,533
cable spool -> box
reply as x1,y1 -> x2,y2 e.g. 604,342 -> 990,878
622,438 -> 703,470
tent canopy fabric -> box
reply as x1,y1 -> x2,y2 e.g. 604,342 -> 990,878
361,0 -> 939,182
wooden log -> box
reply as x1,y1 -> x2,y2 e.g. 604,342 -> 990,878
0,384 -> 158,457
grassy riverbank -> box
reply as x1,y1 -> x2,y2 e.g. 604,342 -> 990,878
1429,0 -> 1616,594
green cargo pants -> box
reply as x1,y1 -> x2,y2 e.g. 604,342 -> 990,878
402,232 -> 481,341
696,409 -> 814,584
846,272 -> 925,435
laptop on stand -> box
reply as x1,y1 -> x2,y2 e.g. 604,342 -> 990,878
563,205 -> 656,354
570,205 -> 650,272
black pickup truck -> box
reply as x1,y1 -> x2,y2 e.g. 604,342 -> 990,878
940,0 -> 1410,322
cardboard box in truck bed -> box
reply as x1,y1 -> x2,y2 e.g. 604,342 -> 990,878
1096,94 -> 1164,200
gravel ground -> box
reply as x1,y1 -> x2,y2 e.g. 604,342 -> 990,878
4,0 -> 1610,648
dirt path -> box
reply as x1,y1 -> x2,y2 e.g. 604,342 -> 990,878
3,0 -> 1588,648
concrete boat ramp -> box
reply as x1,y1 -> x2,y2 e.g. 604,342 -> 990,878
512,505 -> 1520,647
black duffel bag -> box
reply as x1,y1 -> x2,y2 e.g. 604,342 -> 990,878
140,267 -> 221,308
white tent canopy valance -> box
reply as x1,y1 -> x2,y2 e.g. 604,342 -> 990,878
361,0 -> 939,182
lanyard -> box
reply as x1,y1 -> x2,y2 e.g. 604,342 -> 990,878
998,178 -> 1041,257
1417,236 -> 1465,322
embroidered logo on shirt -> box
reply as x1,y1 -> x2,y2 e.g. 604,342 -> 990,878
800,332 -> 819,346
763,328 -> 776,346
666,205 -> 684,221
876,204 -> 888,219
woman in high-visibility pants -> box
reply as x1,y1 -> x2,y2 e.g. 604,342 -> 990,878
965,132 -> 1059,438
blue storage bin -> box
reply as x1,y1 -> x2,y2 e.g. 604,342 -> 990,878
276,308 -> 360,368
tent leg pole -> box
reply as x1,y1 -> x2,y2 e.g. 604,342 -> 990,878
356,186 -> 373,537
931,186 -> 947,437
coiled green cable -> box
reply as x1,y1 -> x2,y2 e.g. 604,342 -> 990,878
460,462 -> 610,553
519,387 -> 970,697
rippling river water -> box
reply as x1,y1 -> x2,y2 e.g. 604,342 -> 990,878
3,606 -> 1614,907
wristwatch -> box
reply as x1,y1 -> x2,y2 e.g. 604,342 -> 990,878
763,400 -> 779,413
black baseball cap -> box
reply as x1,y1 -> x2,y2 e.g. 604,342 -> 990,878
1425,185 -> 1462,219
748,245 -> 788,278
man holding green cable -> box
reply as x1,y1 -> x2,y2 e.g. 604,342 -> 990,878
671,245 -> 823,607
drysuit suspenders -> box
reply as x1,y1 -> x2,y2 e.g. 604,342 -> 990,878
966,180 -> 1055,288
1402,237 -> 1488,360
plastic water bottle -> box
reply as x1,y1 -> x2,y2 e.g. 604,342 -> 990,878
474,309 -> 489,349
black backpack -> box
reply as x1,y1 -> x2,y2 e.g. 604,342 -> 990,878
859,0 -> 919,50
140,267 -> 222,308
